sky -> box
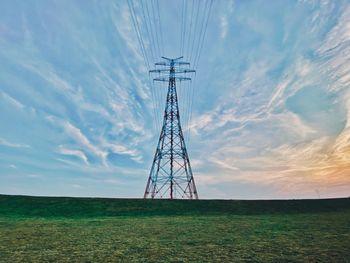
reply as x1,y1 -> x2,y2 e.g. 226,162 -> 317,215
0,0 -> 349,199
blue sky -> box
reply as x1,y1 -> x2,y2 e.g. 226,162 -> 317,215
0,0 -> 349,199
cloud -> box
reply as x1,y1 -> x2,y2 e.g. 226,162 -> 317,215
1,0 -> 349,199
260,129 -> 350,194
0,138 -> 30,148
57,145 -> 89,165
111,1 -> 144,65
27,174 -> 42,179
185,1 -> 350,198
62,121 -> 108,165
1,92 -> 25,109
46,114 -> 145,168
317,5 -> 350,55
220,0 -> 234,39
317,5 -> 350,93
196,128 -> 350,197
100,138 -> 140,157
209,156 -> 239,171
220,16 -> 228,39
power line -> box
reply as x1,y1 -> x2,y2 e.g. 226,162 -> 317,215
185,0 -> 196,60
181,0 -> 188,57
127,0 -> 150,69
185,0 -> 214,145
189,0 -> 201,63
149,0 -> 162,58
194,0 -> 213,68
179,0 -> 185,56
140,0 -> 157,62
156,0 -> 165,55
188,0 -> 214,145
191,0 -> 209,68
140,0 -> 164,132
186,0 -> 203,141
128,0 -> 159,133
128,0 -> 214,153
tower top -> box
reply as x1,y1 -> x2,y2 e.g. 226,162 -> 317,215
161,56 -> 183,62
150,56 -> 195,82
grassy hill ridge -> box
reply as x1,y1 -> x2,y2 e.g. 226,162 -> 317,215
1,194 -> 349,262
0,194 -> 349,218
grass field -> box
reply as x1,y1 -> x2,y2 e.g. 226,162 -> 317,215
0,195 -> 349,262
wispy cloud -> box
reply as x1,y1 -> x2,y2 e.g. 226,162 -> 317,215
219,0 -> 234,39
186,1 -> 350,198
1,0 -> 349,198
1,92 -> 25,109
0,138 -> 30,149
62,121 -> 108,165
57,145 -> 89,165
220,16 -> 228,39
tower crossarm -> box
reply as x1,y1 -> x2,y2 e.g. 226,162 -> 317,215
150,57 -> 195,80
153,77 -> 192,82
150,69 -> 195,74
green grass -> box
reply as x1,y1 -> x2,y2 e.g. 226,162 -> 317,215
0,195 -> 349,262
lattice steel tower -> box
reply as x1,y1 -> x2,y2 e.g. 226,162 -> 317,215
144,56 -> 198,199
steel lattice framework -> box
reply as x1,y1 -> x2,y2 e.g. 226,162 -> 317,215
144,56 -> 198,199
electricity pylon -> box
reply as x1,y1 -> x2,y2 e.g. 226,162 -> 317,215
144,56 -> 198,199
